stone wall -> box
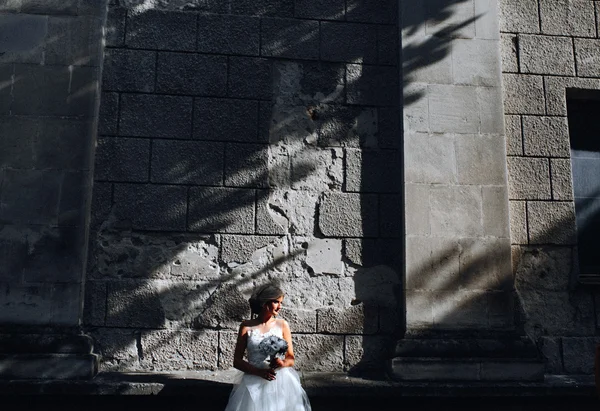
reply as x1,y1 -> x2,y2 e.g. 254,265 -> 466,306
86,0 -> 402,373
500,0 -> 600,374
0,1 -> 104,326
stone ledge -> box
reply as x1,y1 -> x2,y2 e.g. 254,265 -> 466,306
0,371 -> 595,398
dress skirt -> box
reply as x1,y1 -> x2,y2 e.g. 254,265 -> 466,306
225,368 -> 311,411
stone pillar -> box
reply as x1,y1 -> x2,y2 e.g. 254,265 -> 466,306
392,0 -> 543,380
0,0 -> 107,379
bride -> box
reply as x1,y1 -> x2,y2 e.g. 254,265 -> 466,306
225,283 -> 312,411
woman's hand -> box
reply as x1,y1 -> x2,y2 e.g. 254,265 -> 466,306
270,357 -> 285,369
256,367 -> 277,381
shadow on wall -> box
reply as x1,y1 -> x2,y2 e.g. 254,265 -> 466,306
83,0 -> 499,380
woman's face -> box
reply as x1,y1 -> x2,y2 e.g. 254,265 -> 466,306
264,295 -> 284,317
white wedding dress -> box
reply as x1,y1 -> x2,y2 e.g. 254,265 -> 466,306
224,324 -> 312,411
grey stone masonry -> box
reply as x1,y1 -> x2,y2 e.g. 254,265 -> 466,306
0,0 -> 106,379
500,0 -> 600,378
87,0 -> 403,377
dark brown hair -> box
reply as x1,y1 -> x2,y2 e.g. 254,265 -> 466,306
248,283 -> 284,316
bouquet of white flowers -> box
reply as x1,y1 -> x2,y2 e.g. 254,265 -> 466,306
258,335 -> 288,364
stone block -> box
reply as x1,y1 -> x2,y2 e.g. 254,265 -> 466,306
550,159 -> 574,201
425,0 -> 476,38
105,6 -> 126,47
459,238 -> 513,291
378,107 -> 400,149
275,61 -> 345,105
480,361 -> 544,381
402,32 -> 453,85
98,92 -> 119,135
280,308 -> 316,333
35,118 -> 94,170
150,140 -> 224,185
0,14 -> 47,64
378,25 -> 398,66
380,194 -> 403,239
404,133 -> 456,184
0,225 -> 27,282
499,0 -> 540,33
477,86 -> 505,134
119,94 -> 193,138
502,74 -> 545,115
291,147 -> 343,191
346,64 -> 398,107
562,337 -> 598,374
22,225 -> 86,282
575,39 -> 600,78
504,115 -> 522,155
218,330 -> 237,369
294,0 -> 345,20
519,35 -> 575,76
345,335 -> 392,370
518,289 -> 595,337
345,149 -> 402,193
482,186 -> 510,239
105,280 -> 166,328
429,185 -> 483,237
346,0 -> 397,24
527,201 -> 576,245
197,14 -> 259,56
318,192 -> 378,237
320,22 -> 377,64
0,0 -> 20,12
540,0 -> 596,37
390,358 -> 480,381
83,280 -> 106,326
475,0 -> 501,40
455,134 -> 507,185
45,16 -> 103,66
316,304 -> 377,334
221,235 -> 277,264
315,105 -> 376,148
231,0 -> 294,17
305,238 -> 343,276
405,236 -> 460,292
95,137 -> 150,183
102,49 -> 156,93
500,34 -> 518,73
428,84 -> 479,133
432,290 -> 492,329
261,18 -> 319,60
21,0 -> 78,14
514,246 -> 573,291
507,157 -> 551,200
255,190 -> 290,235
195,284 -> 249,330
453,39 -> 501,87
89,328 -> 139,371
170,240 -> 220,281
344,239 -> 402,271
125,10 -> 196,51
113,183 -> 187,231
89,181 -> 112,228
509,200 -> 528,244
292,334 -> 344,372
224,143 -> 268,188
545,76 -> 600,116
12,65 -> 96,117
188,186 -> 255,234
0,169 -> 61,225
141,330 -> 218,370
539,336 -> 563,373
0,116 -> 36,169
228,57 -> 272,100
156,52 -> 227,97
0,354 -> 98,380
404,184 -> 430,235
0,282 -> 80,325
194,98 -> 259,142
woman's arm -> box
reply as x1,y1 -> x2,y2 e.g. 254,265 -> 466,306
233,324 -> 277,381
272,319 -> 295,369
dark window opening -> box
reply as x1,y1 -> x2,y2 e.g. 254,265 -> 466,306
566,89 -> 600,279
